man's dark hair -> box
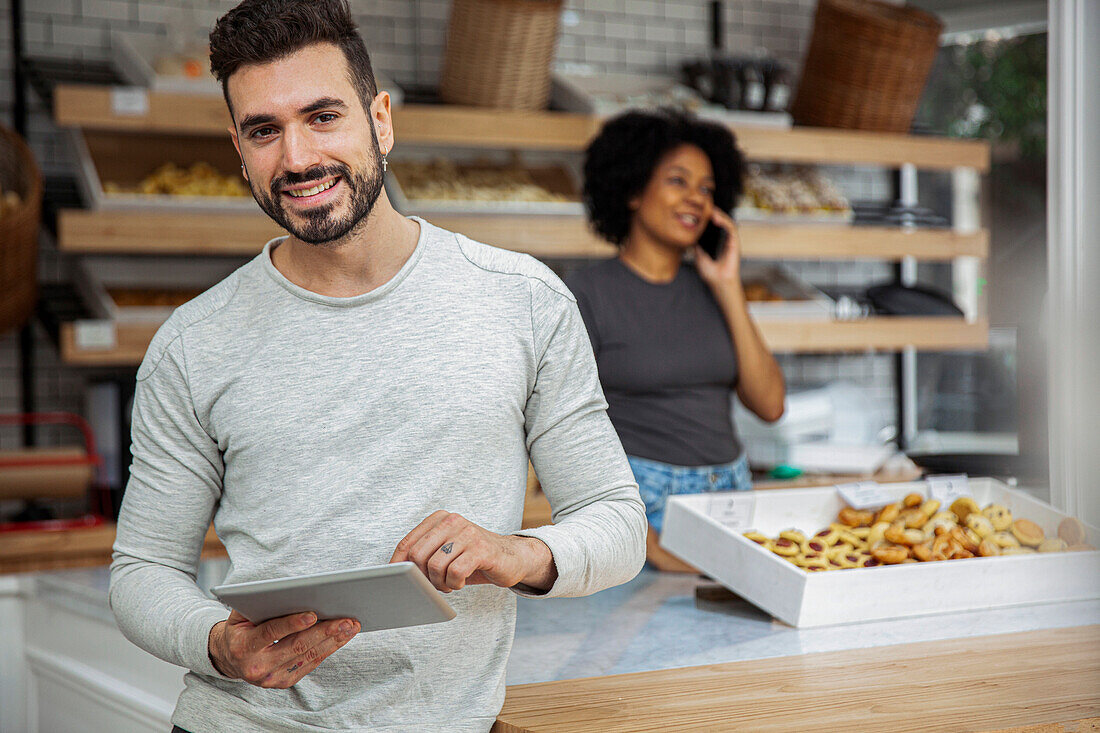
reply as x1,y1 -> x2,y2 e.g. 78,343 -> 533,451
582,108 -> 744,246
209,0 -> 379,118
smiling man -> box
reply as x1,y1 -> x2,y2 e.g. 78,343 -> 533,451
107,1 -> 646,731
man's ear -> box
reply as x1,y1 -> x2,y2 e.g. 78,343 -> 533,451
229,126 -> 248,181
370,91 -> 394,154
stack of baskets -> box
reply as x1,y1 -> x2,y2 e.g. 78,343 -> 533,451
0,124 -> 42,335
439,0 -> 564,111
790,0 -> 944,133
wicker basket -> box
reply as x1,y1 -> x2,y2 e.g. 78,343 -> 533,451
790,0 -> 944,133
0,124 -> 42,335
439,0 -> 564,111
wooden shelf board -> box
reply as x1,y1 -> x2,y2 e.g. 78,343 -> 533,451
0,522 -> 225,574
54,85 -> 989,171
761,317 -> 988,353
60,209 -> 987,261
59,209 -> 282,255
60,317 -> 988,367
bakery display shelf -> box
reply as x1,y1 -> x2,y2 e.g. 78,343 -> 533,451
59,317 -> 988,367
59,208 -> 988,261
53,84 -> 989,171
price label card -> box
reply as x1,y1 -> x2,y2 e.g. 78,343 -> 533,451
110,87 -> 149,116
926,474 -> 971,504
706,492 -> 755,531
835,481 -> 893,509
74,320 -> 117,351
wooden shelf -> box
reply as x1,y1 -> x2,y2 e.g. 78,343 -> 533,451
59,208 -> 987,261
760,316 -> 988,353
60,317 -> 988,367
54,84 -> 990,171
0,522 -> 225,574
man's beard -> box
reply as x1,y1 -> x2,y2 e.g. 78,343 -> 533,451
248,154 -> 384,246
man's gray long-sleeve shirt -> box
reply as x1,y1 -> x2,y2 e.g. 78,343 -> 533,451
109,218 -> 646,732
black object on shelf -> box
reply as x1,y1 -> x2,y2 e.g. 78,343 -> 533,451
20,56 -> 127,110
866,283 -> 963,316
908,452 -> 1023,479
851,199 -> 948,227
36,282 -> 95,347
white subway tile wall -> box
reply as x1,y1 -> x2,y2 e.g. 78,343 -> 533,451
0,0 -> 900,452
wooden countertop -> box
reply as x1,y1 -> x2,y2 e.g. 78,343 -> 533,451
493,625 -> 1100,732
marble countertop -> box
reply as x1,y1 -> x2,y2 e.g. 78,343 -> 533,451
20,561 -> 1100,686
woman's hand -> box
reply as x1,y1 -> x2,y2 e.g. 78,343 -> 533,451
694,208 -> 743,295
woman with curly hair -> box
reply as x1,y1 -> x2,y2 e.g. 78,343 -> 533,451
565,109 -> 786,572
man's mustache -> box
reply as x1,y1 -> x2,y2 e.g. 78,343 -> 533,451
270,164 -> 351,194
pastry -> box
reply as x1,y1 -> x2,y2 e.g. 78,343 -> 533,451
872,545 -> 909,564
779,529 -> 807,545
919,499 -> 941,517
1058,517 -> 1086,546
978,539 -> 1001,557
911,540 -> 934,562
1011,518 -> 1045,547
1037,538 -> 1068,553
903,492 -> 923,508
884,525 -> 924,546
836,529 -> 863,548
988,531 -> 1020,549
950,526 -> 981,554
1001,546 -> 1037,556
838,507 -> 874,527
743,531 -> 769,545
901,508 -> 927,529
1067,543 -> 1097,552
922,513 -> 957,536
850,527 -> 871,540
867,521 -> 890,547
804,539 -> 829,555
771,537 -> 800,556
981,504 -> 1013,531
950,497 -> 980,522
876,504 -> 902,524
965,513 -> 995,539
813,528 -> 840,546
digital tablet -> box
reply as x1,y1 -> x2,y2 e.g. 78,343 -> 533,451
210,561 -> 456,634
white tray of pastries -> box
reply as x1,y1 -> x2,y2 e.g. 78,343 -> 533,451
662,478 -> 1100,627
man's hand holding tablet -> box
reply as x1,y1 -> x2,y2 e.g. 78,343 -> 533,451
208,610 -> 359,689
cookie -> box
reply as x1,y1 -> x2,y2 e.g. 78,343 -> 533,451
743,531 -> 769,545
981,504 -> 1013,532
1058,517 -> 1086,546
950,496 -> 980,522
919,499 -> 941,517
903,492 -> 923,508
1001,546 -> 1037,556
988,531 -> 1020,548
902,508 -> 928,526
922,513 -> 957,536
850,526 -> 871,540
965,513 -> 995,539
911,540 -> 934,562
950,526 -> 981,554
1038,538 -> 1068,553
875,503 -> 902,524
779,529 -> 807,544
872,545 -> 909,564
978,539 -> 1001,557
884,525 -> 925,546
867,521 -> 890,547
772,537 -> 801,556
1067,543 -> 1097,552
804,539 -> 830,555
813,528 -> 840,546
1011,518 -> 1045,547
838,507 -> 874,528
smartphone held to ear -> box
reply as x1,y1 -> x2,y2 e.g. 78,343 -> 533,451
698,222 -> 728,260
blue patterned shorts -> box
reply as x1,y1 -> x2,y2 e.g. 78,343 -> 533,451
627,454 -> 753,534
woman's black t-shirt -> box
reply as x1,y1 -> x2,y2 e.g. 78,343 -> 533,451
565,257 -> 741,466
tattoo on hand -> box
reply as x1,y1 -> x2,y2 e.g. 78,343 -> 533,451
287,662 -> 301,674
441,542 -> 454,554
